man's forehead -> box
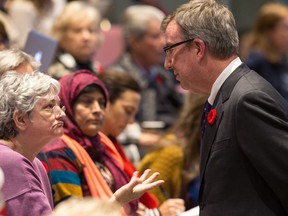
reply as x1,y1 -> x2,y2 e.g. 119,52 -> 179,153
165,20 -> 182,42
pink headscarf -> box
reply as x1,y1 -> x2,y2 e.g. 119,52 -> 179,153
58,70 -> 138,213
59,70 -> 109,150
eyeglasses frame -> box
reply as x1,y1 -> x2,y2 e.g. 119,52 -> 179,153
163,38 -> 194,54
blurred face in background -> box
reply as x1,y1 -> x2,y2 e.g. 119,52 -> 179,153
60,19 -> 100,63
103,90 -> 141,137
132,18 -> 165,68
269,15 -> 288,54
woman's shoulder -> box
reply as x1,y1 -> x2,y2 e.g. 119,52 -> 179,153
0,145 -> 43,200
0,144 -> 26,165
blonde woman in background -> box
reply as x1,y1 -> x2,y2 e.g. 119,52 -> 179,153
48,1 -> 103,79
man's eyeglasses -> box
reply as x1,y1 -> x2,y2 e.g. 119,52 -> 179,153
163,38 -> 194,54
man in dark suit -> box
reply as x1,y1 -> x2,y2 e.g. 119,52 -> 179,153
161,0 -> 288,215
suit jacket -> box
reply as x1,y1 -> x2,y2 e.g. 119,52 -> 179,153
199,64 -> 288,216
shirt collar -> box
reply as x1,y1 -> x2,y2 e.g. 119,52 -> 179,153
208,57 -> 242,105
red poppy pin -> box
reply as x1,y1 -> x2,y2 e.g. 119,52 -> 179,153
155,74 -> 164,85
207,109 -> 217,125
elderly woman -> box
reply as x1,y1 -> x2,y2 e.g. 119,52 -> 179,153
48,1 -> 103,79
0,71 -> 65,216
42,70 -> 163,215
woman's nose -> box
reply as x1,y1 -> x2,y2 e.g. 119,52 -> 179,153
91,101 -> 102,112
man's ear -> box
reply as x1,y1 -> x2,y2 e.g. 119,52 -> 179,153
13,111 -> 28,131
194,38 -> 206,56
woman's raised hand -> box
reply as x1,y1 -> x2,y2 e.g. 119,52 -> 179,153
110,169 -> 164,206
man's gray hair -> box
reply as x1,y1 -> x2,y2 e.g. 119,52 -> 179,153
122,5 -> 165,48
161,0 -> 239,59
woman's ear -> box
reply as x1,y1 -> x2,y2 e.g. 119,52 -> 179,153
13,111 -> 28,131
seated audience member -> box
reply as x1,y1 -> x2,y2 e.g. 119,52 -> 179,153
111,4 -> 183,129
139,93 -> 206,209
41,70 -> 163,215
48,1 -> 104,79
3,0 -> 61,48
0,71 -> 65,216
99,70 -> 185,215
50,197 -> 122,216
110,5 -> 183,162
0,48 -> 40,75
245,2 -> 288,101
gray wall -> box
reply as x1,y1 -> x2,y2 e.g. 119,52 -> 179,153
107,0 -> 277,32
107,0 -> 191,24
231,0 -> 272,33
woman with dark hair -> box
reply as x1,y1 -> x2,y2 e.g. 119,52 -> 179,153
99,70 -> 186,216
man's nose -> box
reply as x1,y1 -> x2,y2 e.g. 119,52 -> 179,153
164,56 -> 172,70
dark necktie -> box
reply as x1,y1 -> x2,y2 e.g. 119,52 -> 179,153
201,101 -> 212,137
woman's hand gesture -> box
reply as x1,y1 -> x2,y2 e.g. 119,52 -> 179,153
110,169 -> 164,206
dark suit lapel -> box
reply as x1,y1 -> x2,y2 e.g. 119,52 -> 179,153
199,63 -> 251,200
199,96 -> 224,179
